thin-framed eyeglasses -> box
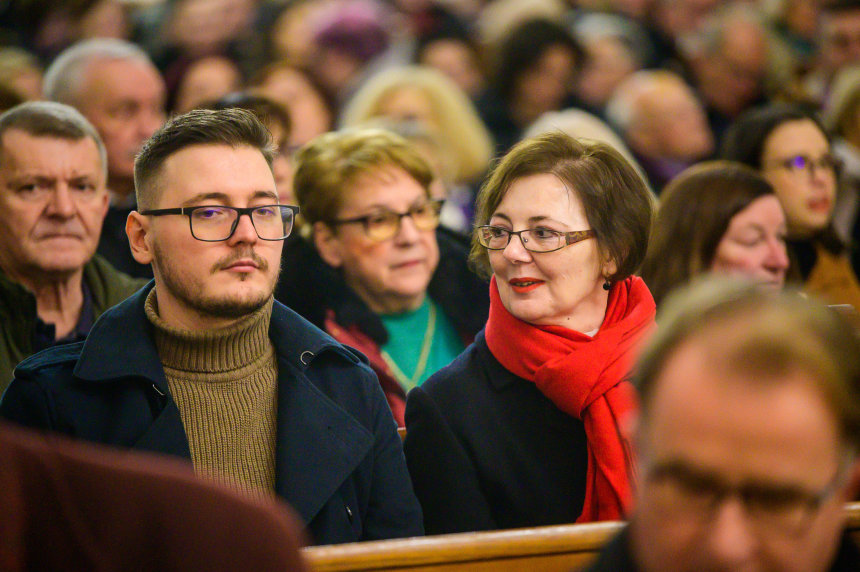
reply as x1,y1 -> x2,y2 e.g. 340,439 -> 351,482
477,225 -> 595,253
328,199 -> 443,242
765,153 -> 841,178
641,453 -> 855,536
140,204 -> 299,242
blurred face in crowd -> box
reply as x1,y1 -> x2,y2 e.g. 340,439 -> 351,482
695,21 -> 767,118
0,130 -> 108,281
632,79 -> 713,162
488,173 -> 613,333
419,39 -> 485,99
314,166 -> 440,314
254,67 -> 331,148
377,86 -> 437,127
129,144 -> 282,330
77,58 -> 165,193
820,9 -> 860,77
761,120 -> 836,237
173,57 -> 242,114
577,36 -> 638,109
631,324 -> 858,572
711,195 -> 789,289
77,0 -> 130,40
514,44 -> 577,124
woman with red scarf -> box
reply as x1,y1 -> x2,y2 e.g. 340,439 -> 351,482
403,132 -> 655,533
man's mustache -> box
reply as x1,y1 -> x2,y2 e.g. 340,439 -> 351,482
211,249 -> 268,273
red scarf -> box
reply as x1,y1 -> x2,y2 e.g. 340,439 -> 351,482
484,275 -> 656,522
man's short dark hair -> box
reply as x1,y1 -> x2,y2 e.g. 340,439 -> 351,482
0,101 -> 107,177
634,278 -> 860,452
134,108 -> 275,210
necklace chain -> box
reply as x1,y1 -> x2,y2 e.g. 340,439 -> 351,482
381,301 -> 437,392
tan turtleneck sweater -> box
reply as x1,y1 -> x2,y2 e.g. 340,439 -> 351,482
145,290 -> 278,498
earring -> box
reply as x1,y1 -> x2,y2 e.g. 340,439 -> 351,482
602,279 -> 611,291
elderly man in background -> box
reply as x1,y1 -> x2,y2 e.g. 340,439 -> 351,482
584,278 -> 860,571
606,69 -> 713,193
44,39 -> 166,278
0,101 -> 143,393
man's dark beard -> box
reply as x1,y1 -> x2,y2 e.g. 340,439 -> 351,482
151,245 -> 281,321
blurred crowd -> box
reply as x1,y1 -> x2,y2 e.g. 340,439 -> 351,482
3,0 -> 860,566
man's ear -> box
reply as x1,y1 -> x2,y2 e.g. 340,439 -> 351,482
99,190 -> 109,219
126,211 -> 154,265
313,221 -> 343,268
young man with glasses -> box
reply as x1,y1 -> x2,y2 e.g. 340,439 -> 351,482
583,278 -> 860,572
0,108 -> 423,546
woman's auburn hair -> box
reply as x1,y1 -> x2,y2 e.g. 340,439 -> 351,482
469,131 -> 654,282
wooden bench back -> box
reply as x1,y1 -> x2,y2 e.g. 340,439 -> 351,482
305,503 -> 860,572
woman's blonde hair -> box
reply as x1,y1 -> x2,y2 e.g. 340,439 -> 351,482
293,127 -> 434,237
340,65 -> 493,184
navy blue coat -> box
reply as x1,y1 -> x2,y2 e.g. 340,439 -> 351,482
404,331 -> 589,535
0,283 -> 424,546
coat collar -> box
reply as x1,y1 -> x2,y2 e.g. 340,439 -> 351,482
74,281 -> 374,524
74,281 -> 361,384
475,330 -> 522,391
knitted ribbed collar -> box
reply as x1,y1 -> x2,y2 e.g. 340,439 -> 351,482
144,289 -> 273,374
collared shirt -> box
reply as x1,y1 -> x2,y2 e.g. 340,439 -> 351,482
32,280 -> 95,353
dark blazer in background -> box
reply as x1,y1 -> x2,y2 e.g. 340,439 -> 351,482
404,331 -> 589,535
0,283 -> 424,546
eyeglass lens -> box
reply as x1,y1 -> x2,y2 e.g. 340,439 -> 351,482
479,227 -> 567,252
365,203 -> 441,240
190,205 -> 293,241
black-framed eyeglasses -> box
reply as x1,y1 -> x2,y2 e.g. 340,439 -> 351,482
140,204 -> 299,242
642,455 -> 854,536
477,225 -> 595,253
328,199 -> 443,242
765,153 -> 841,177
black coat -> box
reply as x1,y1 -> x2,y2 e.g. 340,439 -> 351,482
403,331 -> 588,534
0,283 -> 424,546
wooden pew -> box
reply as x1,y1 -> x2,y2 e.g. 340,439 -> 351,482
305,503 -> 860,572
850,501 -> 860,545
304,520 -> 622,571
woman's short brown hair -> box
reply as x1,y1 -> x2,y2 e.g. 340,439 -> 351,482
469,131 -> 653,281
292,127 -> 435,236
639,161 -> 777,306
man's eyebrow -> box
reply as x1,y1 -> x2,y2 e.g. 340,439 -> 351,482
252,190 -> 279,202
181,192 -> 230,206
180,190 -> 278,206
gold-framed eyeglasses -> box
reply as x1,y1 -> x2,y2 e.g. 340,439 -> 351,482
765,153 -> 841,178
140,204 -> 299,242
329,199 -> 443,242
642,455 -> 854,536
477,225 -> 595,253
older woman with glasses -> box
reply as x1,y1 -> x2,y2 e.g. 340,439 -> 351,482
274,128 -> 489,426
404,132 -> 655,534
722,103 -> 860,309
